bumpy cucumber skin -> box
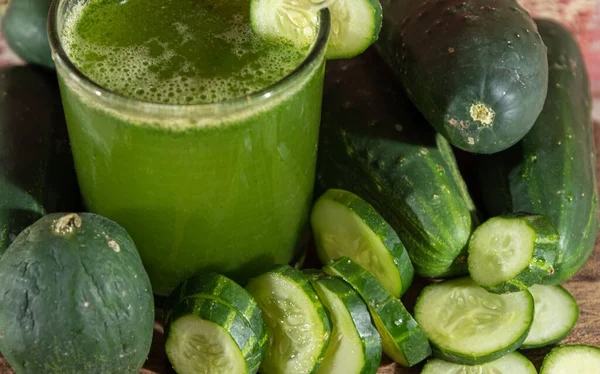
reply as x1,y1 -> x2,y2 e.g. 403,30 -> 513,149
166,297 -> 262,374
540,344 -> 600,373
313,189 -> 414,297
316,49 -> 476,279
376,0 -> 548,154
0,67 -> 80,256
2,0 -> 54,69
246,265 -> 332,374
163,273 -> 267,356
478,19 -> 598,285
0,213 -> 154,374
306,271 -> 382,374
468,214 -> 559,294
414,277 -> 534,365
324,257 -> 431,367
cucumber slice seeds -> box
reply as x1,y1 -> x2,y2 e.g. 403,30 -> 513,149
312,188 -> 414,298
540,345 -> 600,374
250,0 -> 382,59
414,277 -> 534,365
422,352 -> 537,374
521,285 -> 579,349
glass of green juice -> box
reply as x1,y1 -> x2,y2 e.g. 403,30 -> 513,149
48,0 -> 331,295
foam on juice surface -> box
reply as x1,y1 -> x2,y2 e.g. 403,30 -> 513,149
62,0 -> 308,105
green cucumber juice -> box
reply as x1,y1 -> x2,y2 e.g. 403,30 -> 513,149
57,0 -> 327,295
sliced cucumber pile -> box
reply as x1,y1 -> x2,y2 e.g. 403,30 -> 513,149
246,265 -> 331,374
540,345 -> 600,374
305,271 -> 382,374
323,257 -> 431,367
422,352 -> 537,374
165,297 -> 262,374
250,0 -> 382,59
521,285 -> 579,349
164,273 -> 268,355
414,277 -> 534,365
468,214 -> 559,294
311,188 -> 414,298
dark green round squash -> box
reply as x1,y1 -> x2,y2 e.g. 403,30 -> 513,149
0,213 -> 154,374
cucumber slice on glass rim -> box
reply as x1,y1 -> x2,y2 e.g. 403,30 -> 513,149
250,0 -> 382,59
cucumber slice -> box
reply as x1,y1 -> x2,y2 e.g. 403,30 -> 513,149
540,345 -> 600,374
323,257 -> 431,367
164,273 -> 267,356
521,285 -> 579,349
305,271 -> 382,374
250,0 -> 382,59
414,277 -> 534,365
468,214 -> 559,294
422,352 -> 537,374
311,188 -> 414,298
165,297 -> 262,374
246,265 -> 331,374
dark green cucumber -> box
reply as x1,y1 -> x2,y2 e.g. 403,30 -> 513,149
414,277 -> 534,365
376,0 -> 548,154
165,297 -> 262,374
2,0 -> 54,69
540,345 -> 600,373
468,214 -> 559,293
324,257 -> 431,367
0,66 -> 81,257
478,19 -> 598,284
316,49 -> 476,278
305,271 -> 382,374
163,273 -> 267,356
0,213 -> 154,374
246,265 -> 331,374
311,188 -> 414,298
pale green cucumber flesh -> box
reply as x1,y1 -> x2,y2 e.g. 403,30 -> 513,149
165,315 -> 247,374
522,285 -> 579,349
250,0 -> 382,59
415,277 -> 534,365
422,352 -> 537,374
540,345 -> 600,374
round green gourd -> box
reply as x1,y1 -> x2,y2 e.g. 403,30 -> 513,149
0,213 -> 154,374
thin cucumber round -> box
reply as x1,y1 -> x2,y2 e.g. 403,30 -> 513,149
312,188 -> 414,298
468,214 -> 559,294
163,273 -> 267,356
521,285 -> 579,349
323,257 -> 431,367
414,277 -> 534,365
246,265 -> 331,374
540,345 -> 600,374
250,0 -> 382,59
422,352 -> 537,374
165,297 -> 262,374
305,271 -> 382,374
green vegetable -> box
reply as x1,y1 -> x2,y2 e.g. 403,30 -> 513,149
540,345 -> 600,374
316,50 -> 477,278
521,285 -> 579,349
246,265 -> 331,374
468,214 -> 559,293
163,273 -> 267,356
376,0 -> 548,154
0,213 -> 154,374
165,297 -> 262,374
324,257 -> 431,367
0,66 -> 80,256
414,277 -> 533,365
478,18 -> 598,285
306,271 -> 382,374
250,0 -> 381,59
311,188 -> 413,298
2,0 -> 54,69
422,352 -> 537,374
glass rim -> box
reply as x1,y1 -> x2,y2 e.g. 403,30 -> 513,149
47,1 -> 331,112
